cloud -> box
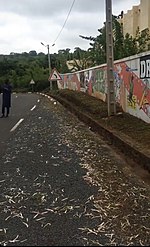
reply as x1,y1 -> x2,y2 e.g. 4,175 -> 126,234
0,0 -> 140,55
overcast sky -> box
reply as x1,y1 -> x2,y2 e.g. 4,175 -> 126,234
0,0 -> 140,55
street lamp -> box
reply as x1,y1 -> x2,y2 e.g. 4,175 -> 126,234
41,42 -> 51,75
41,42 -> 55,90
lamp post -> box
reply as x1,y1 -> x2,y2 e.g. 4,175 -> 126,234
41,42 -> 51,75
41,42 -> 55,90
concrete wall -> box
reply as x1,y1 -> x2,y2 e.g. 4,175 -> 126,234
123,6 -> 140,37
59,51 -> 150,124
140,0 -> 150,32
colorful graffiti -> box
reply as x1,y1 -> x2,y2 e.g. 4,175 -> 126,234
59,52 -> 150,123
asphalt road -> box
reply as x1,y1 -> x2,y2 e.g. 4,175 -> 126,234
0,93 -> 150,246
0,93 -> 40,156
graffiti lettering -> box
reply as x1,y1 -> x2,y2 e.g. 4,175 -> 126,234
140,55 -> 150,79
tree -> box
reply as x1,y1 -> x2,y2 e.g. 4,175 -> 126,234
112,16 -> 124,60
123,33 -> 138,57
135,27 -> 150,53
29,50 -> 37,56
80,16 -> 150,66
68,47 -> 92,71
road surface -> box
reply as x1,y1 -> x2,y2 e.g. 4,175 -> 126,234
0,93 -> 149,246
0,93 -> 40,156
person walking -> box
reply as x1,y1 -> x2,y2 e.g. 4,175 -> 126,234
1,79 -> 12,118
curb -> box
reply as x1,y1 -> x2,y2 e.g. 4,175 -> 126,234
40,93 -> 150,173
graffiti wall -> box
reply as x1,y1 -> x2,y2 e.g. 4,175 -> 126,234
59,51 -> 150,123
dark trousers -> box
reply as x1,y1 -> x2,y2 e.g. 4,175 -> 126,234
2,105 -> 10,116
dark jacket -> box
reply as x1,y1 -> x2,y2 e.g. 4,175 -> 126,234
2,83 -> 12,108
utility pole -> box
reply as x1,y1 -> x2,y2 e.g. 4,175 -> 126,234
47,44 -> 52,90
47,44 -> 51,75
41,42 -> 54,90
106,0 -> 116,116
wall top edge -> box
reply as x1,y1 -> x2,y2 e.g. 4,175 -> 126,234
61,50 -> 150,75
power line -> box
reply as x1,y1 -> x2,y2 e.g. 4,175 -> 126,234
53,0 -> 76,44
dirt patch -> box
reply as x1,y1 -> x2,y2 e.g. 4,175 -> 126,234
43,89 -> 150,179
47,89 -> 150,149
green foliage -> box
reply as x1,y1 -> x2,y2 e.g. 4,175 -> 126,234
35,80 -> 50,91
79,16 -> 150,66
0,53 -> 51,91
135,27 -> 150,53
123,33 -> 138,57
112,16 -> 124,60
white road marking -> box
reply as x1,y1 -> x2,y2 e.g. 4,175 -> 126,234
10,118 -> 24,132
37,99 -> 40,102
30,105 -> 36,111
